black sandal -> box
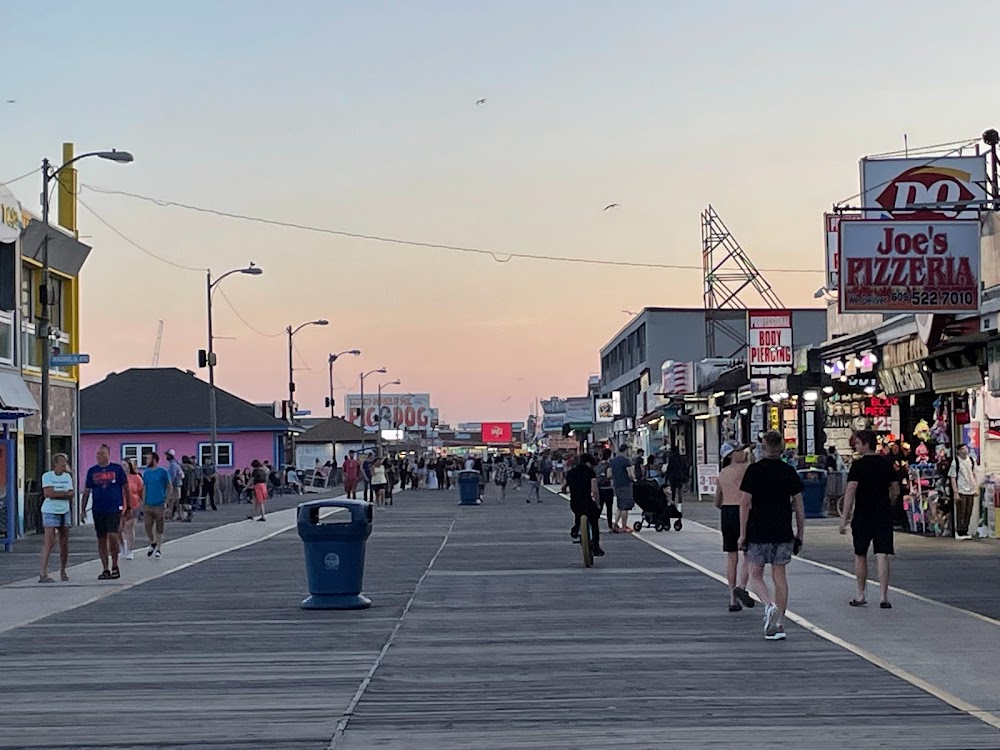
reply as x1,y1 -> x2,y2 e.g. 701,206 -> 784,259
110,568 -> 121,579
880,601 -> 892,609
849,598 -> 867,607
98,570 -> 112,580
729,603 -> 743,612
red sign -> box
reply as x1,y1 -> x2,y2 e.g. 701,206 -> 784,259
863,396 -> 898,418
874,166 -> 977,221
481,422 -> 513,444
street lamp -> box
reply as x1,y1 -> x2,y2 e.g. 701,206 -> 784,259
39,149 -> 133,469
328,350 -> 361,419
207,263 -> 263,468
377,379 -> 401,455
286,319 -> 329,466
358,367 -> 387,457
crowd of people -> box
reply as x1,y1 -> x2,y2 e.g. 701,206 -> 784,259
37,446 -> 279,583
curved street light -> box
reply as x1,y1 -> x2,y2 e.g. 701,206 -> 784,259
359,367 -> 387,459
206,263 -> 264,470
377,379 -> 402,455
327,349 -> 361,419
39,148 -> 133,472
286,319 -> 330,466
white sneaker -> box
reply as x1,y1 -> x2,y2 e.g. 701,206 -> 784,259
763,603 -> 779,638
154,549 -> 162,559
765,625 -> 787,641
125,552 -> 135,561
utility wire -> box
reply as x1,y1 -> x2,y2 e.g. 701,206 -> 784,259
292,340 -> 313,371
80,183 -> 824,275
834,138 -> 981,207
77,197 -> 204,272
0,168 -> 37,187
216,287 -> 284,338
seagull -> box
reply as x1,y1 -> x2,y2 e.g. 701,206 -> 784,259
4,100 -> 14,104
476,98 -> 487,105
603,203 -> 620,211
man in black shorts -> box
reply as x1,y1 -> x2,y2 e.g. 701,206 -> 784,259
565,453 -> 604,556
840,430 -> 899,609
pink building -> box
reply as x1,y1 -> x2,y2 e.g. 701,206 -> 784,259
80,367 -> 296,487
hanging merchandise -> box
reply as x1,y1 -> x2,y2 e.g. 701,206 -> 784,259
931,398 -> 949,445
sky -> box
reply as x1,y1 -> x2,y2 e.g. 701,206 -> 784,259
2,0 -> 997,424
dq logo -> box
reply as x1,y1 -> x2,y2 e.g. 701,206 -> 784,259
875,166 -> 977,220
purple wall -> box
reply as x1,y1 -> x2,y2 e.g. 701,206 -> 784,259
79,431 -> 278,486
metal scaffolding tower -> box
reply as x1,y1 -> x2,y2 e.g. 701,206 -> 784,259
701,205 -> 784,359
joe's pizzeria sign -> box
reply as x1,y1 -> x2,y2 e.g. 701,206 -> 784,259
839,219 -> 980,314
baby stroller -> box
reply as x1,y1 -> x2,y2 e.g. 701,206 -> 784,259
632,479 -> 682,532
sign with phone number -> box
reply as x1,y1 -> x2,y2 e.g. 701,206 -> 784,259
839,219 -> 980,314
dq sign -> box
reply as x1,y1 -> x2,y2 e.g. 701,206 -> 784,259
860,156 -> 987,220
481,422 -> 513,444
839,220 -> 980,314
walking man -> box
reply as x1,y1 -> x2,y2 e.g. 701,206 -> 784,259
165,449 -> 184,520
526,455 -> 541,503
738,430 -> 805,641
714,442 -> 754,612
494,459 -> 510,503
201,457 -> 218,511
362,453 -> 375,501
142,452 -> 171,558
38,452 -> 74,583
840,430 -> 899,608
609,444 -> 636,532
81,444 -> 129,580
949,443 -> 979,539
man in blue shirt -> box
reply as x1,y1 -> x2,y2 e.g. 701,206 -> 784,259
142,451 -> 171,558
609,444 -> 636,533
81,444 -> 129,580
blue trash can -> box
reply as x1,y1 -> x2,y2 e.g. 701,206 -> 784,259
297,498 -> 373,610
797,469 -> 827,519
457,469 -> 482,506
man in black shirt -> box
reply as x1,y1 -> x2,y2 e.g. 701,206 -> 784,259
840,430 -> 899,609
565,453 -> 604,556
739,430 -> 804,641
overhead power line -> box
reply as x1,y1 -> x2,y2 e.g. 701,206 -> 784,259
80,183 -> 824,275
0,168 -> 37,187
215,287 -> 284,338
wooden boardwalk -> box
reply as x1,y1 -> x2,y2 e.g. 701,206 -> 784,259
0,486 -> 997,749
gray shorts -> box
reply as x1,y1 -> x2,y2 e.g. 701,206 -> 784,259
614,484 -> 634,511
745,541 -> 794,567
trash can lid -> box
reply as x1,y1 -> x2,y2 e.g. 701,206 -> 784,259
298,497 -> 369,512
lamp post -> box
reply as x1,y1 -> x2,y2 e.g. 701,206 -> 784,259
207,263 -> 263,467
377,379 -> 401,456
358,367 -> 387,457
328,350 -> 361,419
286,319 -> 329,467
39,149 -> 133,470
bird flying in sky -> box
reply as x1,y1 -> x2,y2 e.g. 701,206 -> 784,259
603,203 -> 620,211
476,98 -> 487,105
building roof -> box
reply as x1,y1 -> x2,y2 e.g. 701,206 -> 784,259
298,417 -> 368,444
81,367 -> 295,434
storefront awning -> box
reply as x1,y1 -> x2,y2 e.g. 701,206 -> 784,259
0,369 -> 38,415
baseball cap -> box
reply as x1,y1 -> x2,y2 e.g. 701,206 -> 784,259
720,441 -> 742,460
166,449 -> 176,458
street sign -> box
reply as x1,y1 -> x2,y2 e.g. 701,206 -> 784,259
50,353 -> 89,366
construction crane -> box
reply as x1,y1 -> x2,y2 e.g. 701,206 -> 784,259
151,320 -> 164,366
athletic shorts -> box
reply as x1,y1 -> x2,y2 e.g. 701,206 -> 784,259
253,483 -> 268,503
852,522 -> 894,556
92,512 -> 121,538
614,484 -> 634,511
372,483 -> 387,494
721,505 -> 740,552
42,512 -> 70,529
745,541 -> 794,567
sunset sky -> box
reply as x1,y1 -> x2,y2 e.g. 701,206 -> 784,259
2,0 -> 996,424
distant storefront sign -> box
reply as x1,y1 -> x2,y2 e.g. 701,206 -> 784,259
481,422 -> 513,444
748,310 -> 793,378
859,155 -> 988,220
0,183 -> 22,244
825,212 -> 859,289
661,361 -> 693,395
839,219 -> 980,314
594,397 -> 614,422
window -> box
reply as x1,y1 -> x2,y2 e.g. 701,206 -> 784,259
121,443 -> 156,465
0,309 -> 13,365
198,442 -> 234,467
